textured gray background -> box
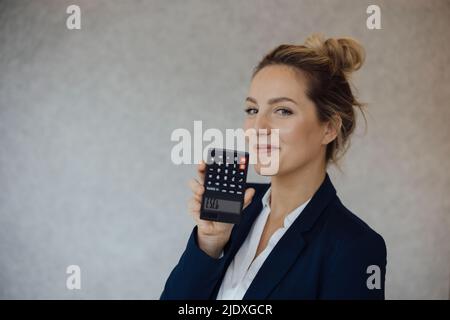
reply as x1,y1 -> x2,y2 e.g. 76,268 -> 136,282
0,0 -> 449,299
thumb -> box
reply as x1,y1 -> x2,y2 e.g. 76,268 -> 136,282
243,187 -> 256,210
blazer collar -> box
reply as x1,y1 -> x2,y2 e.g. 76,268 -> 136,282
222,172 -> 337,299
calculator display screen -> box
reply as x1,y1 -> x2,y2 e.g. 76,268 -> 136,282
203,197 -> 241,214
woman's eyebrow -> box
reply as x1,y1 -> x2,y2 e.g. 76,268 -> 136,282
245,96 -> 298,105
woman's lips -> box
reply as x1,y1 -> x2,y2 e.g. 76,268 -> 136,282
255,145 -> 280,152
256,144 -> 279,149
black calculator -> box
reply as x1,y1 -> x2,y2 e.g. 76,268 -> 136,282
200,148 -> 250,224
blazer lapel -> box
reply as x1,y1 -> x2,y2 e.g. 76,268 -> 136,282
225,183 -> 270,260
243,173 -> 337,299
210,183 -> 270,298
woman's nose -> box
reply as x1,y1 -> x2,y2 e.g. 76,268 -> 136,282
253,113 -> 272,136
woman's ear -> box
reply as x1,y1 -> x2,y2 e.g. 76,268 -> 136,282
321,115 -> 341,145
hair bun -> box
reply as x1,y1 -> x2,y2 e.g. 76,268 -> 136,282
304,33 -> 365,75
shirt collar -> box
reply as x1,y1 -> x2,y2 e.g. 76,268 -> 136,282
261,186 -> 272,208
260,186 -> 312,228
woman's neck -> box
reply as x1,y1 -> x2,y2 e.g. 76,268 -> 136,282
268,158 -> 326,220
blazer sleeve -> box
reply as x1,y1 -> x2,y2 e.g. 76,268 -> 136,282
160,226 -> 228,300
319,232 -> 387,300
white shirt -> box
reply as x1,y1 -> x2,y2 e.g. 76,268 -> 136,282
216,186 -> 311,300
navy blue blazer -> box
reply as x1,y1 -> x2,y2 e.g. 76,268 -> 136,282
161,173 -> 387,300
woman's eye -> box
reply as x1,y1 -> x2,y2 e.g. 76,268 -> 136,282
275,108 -> 293,116
244,107 -> 258,115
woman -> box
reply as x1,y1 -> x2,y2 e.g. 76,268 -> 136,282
161,34 -> 387,300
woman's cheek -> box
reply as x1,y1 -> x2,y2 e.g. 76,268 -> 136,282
278,121 -> 304,146
280,121 -> 316,162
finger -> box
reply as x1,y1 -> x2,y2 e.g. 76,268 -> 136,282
243,187 -> 255,210
188,178 -> 204,196
188,206 -> 201,224
188,198 -> 201,214
187,198 -> 194,212
191,188 -> 204,203
194,192 -> 203,202
188,203 -> 202,225
198,160 -> 206,172
197,160 -> 206,185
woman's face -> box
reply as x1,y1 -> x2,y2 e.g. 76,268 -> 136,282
243,64 -> 335,176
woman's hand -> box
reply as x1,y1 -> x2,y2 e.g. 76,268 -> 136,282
188,160 -> 255,258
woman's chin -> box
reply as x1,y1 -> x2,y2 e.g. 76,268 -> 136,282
253,162 -> 281,176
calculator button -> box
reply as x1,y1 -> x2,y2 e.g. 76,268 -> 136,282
207,181 -> 212,185
229,190 -> 235,194
230,184 -> 236,188
224,176 -> 227,181
215,182 -> 220,186
238,177 -> 243,183
216,175 -> 220,180
236,191 -> 242,195
221,189 -> 227,193
206,186 -> 215,191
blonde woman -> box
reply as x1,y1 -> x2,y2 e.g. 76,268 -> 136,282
161,34 -> 387,300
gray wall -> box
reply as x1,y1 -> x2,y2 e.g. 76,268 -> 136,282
0,0 -> 449,299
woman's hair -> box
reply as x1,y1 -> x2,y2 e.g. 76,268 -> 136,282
252,33 -> 367,165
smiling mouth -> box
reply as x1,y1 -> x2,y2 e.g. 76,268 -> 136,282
255,145 -> 280,151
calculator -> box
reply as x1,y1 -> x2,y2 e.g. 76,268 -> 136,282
200,148 -> 250,224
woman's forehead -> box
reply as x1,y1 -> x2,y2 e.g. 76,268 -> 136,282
248,65 -> 309,104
